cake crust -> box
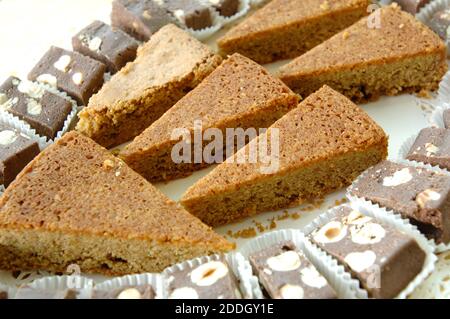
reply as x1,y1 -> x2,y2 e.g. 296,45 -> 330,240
76,24 -> 222,148
181,86 -> 388,227
278,5 -> 448,103
0,131 -> 232,275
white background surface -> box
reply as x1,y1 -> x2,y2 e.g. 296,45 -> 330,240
0,0 -> 446,297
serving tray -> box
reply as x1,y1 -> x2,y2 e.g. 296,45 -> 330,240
0,0 -> 448,298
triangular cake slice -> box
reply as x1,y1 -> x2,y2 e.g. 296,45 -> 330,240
278,4 -> 447,103
119,53 -> 299,183
217,0 -> 371,64
0,131 -> 232,275
180,86 -> 388,227
76,24 -> 222,148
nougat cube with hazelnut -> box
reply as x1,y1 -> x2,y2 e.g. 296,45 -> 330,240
406,127 -> 450,171
165,256 -> 242,299
0,77 -> 72,139
92,285 -> 155,299
248,241 -> 336,299
349,160 -> 450,244
28,46 -> 106,105
72,20 -> 139,74
309,205 -> 426,299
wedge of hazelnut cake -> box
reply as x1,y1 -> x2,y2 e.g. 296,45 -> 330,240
278,4 -> 448,103
119,53 -> 299,183
180,86 -> 388,227
217,0 -> 371,64
76,24 -> 222,148
0,132 -> 233,275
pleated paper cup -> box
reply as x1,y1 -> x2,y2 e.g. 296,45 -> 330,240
14,275 -> 94,299
409,250 -> 450,299
240,229 -> 367,299
216,0 -> 251,24
186,9 -> 224,40
342,200 -> 438,298
94,273 -> 165,299
430,104 -> 450,128
163,252 -> 261,299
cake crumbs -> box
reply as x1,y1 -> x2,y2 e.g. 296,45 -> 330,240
342,31 -> 350,40
328,197 -> 348,209
103,159 -> 115,170
226,227 -> 257,239
269,219 -> 277,229
320,1 -> 330,10
417,89 -> 432,99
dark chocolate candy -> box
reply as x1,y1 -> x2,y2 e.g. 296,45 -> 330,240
92,285 -> 155,299
249,241 -> 337,299
310,205 -> 426,299
165,0 -> 213,30
0,123 -> 40,187
208,0 -> 240,17
406,127 -> 450,170
28,46 -> 106,105
349,160 -> 450,243
111,0 -> 178,41
73,20 -> 139,74
166,257 -> 241,299
0,77 -> 72,139
395,0 -> 431,14
444,109 -> 450,129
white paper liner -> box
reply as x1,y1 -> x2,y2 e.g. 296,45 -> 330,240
430,104 -> 450,128
341,200 -> 438,299
94,273 -> 165,299
214,0 -> 250,24
348,159 -> 450,253
239,229 -> 366,299
163,252 -> 260,299
417,0 -> 450,57
0,80 -> 78,144
409,250 -> 450,298
434,70 -> 450,107
14,275 -> 94,299
185,9 -> 224,40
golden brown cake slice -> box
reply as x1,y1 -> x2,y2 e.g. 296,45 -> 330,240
119,53 -> 299,183
0,131 -> 233,276
180,86 -> 388,227
217,0 -> 371,64
278,4 -> 448,103
76,24 -> 222,148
